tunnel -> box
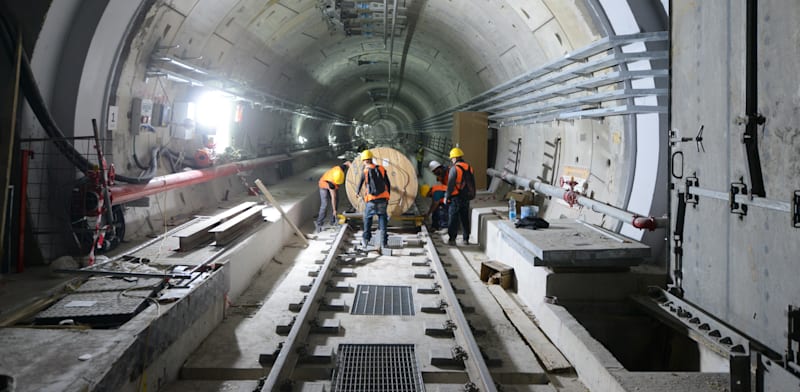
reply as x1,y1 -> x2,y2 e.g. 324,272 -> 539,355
0,1 -> 798,391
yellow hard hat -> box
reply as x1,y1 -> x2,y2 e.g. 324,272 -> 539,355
332,168 -> 345,185
449,147 -> 464,159
361,150 -> 373,160
420,184 -> 431,197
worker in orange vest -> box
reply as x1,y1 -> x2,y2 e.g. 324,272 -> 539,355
428,160 -> 449,185
420,183 -> 449,231
356,150 -> 391,249
315,162 -> 349,232
444,147 -> 474,246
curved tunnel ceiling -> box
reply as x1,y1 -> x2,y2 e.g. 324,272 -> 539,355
147,0 -> 598,132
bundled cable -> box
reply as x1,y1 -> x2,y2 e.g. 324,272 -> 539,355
0,8 -> 151,184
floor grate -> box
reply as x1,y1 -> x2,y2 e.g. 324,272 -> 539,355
352,285 -> 414,315
332,344 -> 424,392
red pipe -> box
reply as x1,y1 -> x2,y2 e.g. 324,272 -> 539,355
17,150 -> 32,272
110,148 -> 326,205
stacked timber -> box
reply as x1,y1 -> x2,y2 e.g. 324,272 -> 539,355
344,147 -> 418,217
209,204 -> 266,246
172,201 -> 263,250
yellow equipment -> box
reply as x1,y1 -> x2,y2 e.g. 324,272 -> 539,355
420,184 -> 431,197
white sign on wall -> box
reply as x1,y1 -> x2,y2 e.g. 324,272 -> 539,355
107,105 -> 118,130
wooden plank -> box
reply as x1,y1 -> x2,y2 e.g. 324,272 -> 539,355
254,179 -> 309,246
210,205 -> 265,246
487,285 -> 573,373
173,202 -> 256,250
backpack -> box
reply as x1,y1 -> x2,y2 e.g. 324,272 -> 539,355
456,162 -> 476,200
367,165 -> 387,196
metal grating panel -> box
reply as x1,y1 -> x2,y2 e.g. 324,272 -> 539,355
74,277 -> 165,293
332,344 -> 424,392
34,291 -> 150,327
352,285 -> 414,315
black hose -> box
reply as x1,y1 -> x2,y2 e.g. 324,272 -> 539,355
142,146 -> 160,177
132,134 -> 149,171
163,148 -> 205,170
0,9 -> 151,184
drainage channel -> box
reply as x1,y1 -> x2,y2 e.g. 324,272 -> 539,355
256,224 -> 498,391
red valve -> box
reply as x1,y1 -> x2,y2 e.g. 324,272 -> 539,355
563,190 -> 578,207
632,216 -> 657,231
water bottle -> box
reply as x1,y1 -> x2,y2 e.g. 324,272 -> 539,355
508,198 -> 517,221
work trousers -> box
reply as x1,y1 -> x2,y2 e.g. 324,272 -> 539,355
363,199 -> 389,246
316,188 -> 335,227
447,195 -> 470,242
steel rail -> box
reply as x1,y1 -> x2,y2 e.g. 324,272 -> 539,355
421,226 -> 498,391
261,224 -> 350,390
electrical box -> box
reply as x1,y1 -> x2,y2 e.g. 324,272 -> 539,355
130,98 -> 153,134
170,101 -> 195,140
152,103 -> 171,127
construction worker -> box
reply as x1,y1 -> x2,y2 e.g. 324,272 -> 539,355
444,147 -> 474,246
315,162 -> 350,232
416,143 -> 425,176
429,160 -> 449,185
356,150 -> 391,249
421,183 -> 448,231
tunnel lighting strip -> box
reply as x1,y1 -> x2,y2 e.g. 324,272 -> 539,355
147,54 -> 355,125
421,226 -> 498,392
260,224 -> 350,390
412,32 -> 668,130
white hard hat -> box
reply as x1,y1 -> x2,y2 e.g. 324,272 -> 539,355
428,160 -> 442,171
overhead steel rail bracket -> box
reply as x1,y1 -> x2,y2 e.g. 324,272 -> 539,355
413,32 -> 669,131
683,177 -> 796,227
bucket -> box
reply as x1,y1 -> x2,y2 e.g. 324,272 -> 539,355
520,205 -> 538,219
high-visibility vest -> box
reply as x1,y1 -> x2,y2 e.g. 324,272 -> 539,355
318,166 -> 343,189
436,168 -> 449,185
362,164 -> 390,202
450,161 -> 472,197
431,184 -> 447,205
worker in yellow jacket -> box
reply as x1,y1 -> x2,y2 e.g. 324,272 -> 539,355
316,162 -> 349,232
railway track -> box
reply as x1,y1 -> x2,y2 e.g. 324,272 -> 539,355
176,218 -> 584,392
258,224 -> 498,391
